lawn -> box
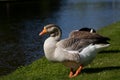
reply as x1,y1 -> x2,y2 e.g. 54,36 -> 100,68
0,22 -> 120,80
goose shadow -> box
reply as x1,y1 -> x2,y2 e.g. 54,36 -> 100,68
82,66 -> 120,73
99,50 -> 120,54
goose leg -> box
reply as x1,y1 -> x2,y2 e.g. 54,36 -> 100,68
69,68 -> 74,78
72,65 -> 83,77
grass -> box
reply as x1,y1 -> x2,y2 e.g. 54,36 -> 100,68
0,22 -> 120,80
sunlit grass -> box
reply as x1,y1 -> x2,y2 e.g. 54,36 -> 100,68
0,22 -> 120,80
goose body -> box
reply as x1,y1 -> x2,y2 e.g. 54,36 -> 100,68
39,24 -> 110,78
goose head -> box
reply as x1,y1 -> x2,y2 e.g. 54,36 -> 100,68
39,24 -> 62,40
69,27 -> 96,38
79,27 -> 96,33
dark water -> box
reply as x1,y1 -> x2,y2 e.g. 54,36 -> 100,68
0,0 -> 120,75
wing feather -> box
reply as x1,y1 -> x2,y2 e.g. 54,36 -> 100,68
57,38 -> 97,52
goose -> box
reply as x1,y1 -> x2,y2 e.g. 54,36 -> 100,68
39,24 -> 110,78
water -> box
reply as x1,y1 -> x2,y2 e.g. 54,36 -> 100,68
0,0 -> 120,75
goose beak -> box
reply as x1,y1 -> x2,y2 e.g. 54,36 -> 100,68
39,27 -> 47,36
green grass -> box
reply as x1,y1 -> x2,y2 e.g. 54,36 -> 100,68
0,22 -> 120,80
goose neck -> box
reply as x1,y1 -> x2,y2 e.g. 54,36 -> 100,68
50,27 -> 62,41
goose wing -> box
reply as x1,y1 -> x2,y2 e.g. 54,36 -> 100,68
69,31 -> 110,40
57,32 -> 110,52
57,38 -> 95,52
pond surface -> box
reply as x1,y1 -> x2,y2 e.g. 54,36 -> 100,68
0,0 -> 120,75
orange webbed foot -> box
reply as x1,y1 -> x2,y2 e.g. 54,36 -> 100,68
69,68 -> 74,78
69,65 -> 83,78
73,65 -> 83,77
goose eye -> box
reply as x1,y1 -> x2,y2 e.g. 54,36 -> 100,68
48,27 -> 56,33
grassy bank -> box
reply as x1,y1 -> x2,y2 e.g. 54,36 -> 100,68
0,22 -> 120,80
